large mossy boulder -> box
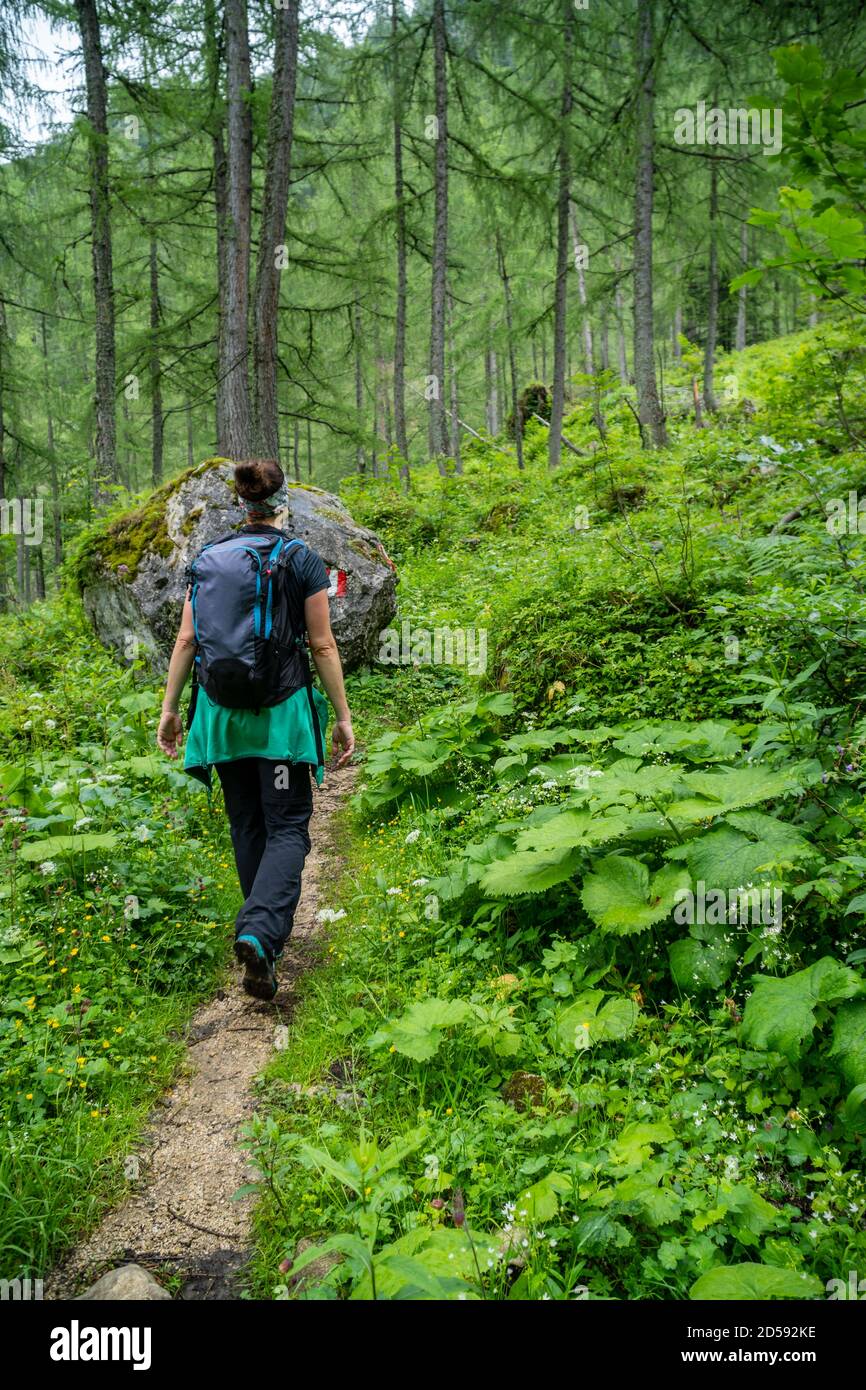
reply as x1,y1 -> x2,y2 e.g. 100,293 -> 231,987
75,458 -> 397,673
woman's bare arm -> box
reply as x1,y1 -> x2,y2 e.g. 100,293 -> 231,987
157,595 -> 196,757
305,589 -> 355,766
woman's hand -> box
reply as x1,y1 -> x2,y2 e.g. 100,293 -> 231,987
331,718 -> 355,768
157,709 -> 184,759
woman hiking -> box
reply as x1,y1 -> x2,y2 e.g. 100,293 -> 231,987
156,458 -> 354,1000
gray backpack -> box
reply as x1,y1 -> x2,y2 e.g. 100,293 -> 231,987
187,529 -> 324,762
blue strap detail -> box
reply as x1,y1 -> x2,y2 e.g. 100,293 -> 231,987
263,539 -> 285,638
190,582 -> 200,641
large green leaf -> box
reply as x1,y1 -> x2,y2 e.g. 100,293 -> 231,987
369,998 -> 472,1061
724,809 -> 814,856
741,957 -> 864,1063
611,720 -> 742,762
515,1171 -> 572,1223
596,1163 -> 683,1227
666,762 -> 820,824
672,827 -> 789,890
19,832 -> 119,861
581,857 -> 691,934
690,1263 -> 823,1301
829,1000 -> 866,1089
480,847 -> 582,897
609,1120 -> 675,1169
556,992 -> 639,1051
515,810 -> 634,853
669,923 -> 738,992
588,760 -> 687,803
350,1228 -> 499,1301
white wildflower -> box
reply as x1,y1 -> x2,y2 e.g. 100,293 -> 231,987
316,907 -> 346,923
405,828 -> 421,844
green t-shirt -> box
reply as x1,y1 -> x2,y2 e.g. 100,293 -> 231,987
183,523 -> 332,788
184,685 -> 330,787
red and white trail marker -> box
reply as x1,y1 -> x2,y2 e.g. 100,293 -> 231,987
325,567 -> 348,598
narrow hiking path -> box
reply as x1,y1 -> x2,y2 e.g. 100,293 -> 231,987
45,764 -> 355,1302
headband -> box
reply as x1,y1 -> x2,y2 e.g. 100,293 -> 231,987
240,479 -> 289,516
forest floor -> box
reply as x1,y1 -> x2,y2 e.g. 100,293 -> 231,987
44,763 -> 355,1301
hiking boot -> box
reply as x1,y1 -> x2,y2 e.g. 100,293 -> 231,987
234,934 -> 278,1000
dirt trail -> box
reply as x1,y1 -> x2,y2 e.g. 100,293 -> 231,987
46,764 -> 354,1301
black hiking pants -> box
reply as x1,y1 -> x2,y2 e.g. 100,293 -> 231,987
215,758 -> 314,960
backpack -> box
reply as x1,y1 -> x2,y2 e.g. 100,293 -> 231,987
186,528 -> 325,764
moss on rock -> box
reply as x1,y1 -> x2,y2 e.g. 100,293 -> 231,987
70,458 -> 228,590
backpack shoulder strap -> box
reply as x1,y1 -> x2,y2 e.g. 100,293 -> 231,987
274,537 -> 308,644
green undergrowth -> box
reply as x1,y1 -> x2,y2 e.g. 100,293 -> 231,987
0,598 -> 239,1276
245,318 -> 866,1301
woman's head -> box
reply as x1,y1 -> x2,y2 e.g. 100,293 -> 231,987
233,458 -> 288,521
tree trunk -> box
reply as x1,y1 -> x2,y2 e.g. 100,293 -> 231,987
391,0 -> 409,466
121,394 -> 132,491
221,0 -> 253,457
74,0 -> 117,487
41,314 -> 62,571
549,0 -> 574,468
253,0 -> 299,458
599,311 -> 610,372
672,303 -> 682,359
703,153 -> 719,414
149,236 -> 164,485
632,0 -> 667,447
735,220 -> 748,350
0,299 -> 7,610
16,530 -> 26,606
447,294 -> 462,472
33,546 -> 45,600
485,345 -> 500,434
568,200 -> 594,374
496,230 -> 524,470
204,0 -> 228,451
186,396 -> 195,469
354,291 -> 365,475
614,256 -> 629,383
428,0 -> 449,463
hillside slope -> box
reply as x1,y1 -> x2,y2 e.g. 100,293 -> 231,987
246,321 -> 866,1301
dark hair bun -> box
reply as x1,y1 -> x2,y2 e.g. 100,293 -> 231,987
233,458 -> 285,501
